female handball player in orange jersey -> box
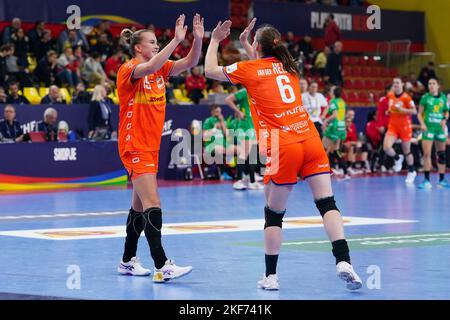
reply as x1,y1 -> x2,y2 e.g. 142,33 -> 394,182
116,14 -> 204,282
205,18 -> 362,290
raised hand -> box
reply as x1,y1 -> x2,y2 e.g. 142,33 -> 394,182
175,14 -> 188,42
211,20 -> 232,42
193,13 -> 204,41
239,17 -> 256,45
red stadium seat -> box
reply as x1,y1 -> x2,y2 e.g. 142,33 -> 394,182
359,56 -> 368,65
346,91 -> 358,104
349,56 -> 359,65
344,79 -> 353,89
351,66 -> 361,77
353,79 -> 363,90
364,79 -> 374,90
374,80 -> 384,90
342,56 -> 350,65
370,66 -> 381,77
343,65 -> 352,76
358,91 -> 370,105
381,68 -> 390,78
390,68 -> 399,77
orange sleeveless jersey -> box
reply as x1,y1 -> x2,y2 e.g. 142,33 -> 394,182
387,91 -> 415,127
223,57 -> 318,148
116,58 -> 174,155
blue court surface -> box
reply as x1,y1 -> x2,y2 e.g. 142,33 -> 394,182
0,175 -> 449,300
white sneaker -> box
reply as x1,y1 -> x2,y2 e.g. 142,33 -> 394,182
152,259 -> 192,283
255,173 -> 264,182
393,154 -> 404,172
242,174 -> 250,183
233,180 -> 247,190
336,261 -> 362,290
348,168 -> 362,175
405,171 -> 417,185
332,168 -> 344,176
248,181 -> 264,190
339,174 -> 351,181
257,274 -> 279,290
118,257 -> 151,276
381,165 -> 387,173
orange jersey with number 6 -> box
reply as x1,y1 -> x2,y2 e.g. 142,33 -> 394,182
223,57 -> 318,148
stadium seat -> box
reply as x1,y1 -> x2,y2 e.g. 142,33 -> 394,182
60,88 -> 71,104
23,87 -> 41,105
370,67 -> 381,77
349,56 -> 359,65
374,80 -> 384,90
359,56 -> 368,65
390,68 -> 399,77
364,79 -> 374,90
358,91 -> 370,105
342,56 -> 350,65
344,79 -> 353,89
381,68 -> 390,78
39,87 -> 49,97
353,79 -> 364,90
351,66 -> 361,77
347,91 -> 358,104
173,89 -> 192,104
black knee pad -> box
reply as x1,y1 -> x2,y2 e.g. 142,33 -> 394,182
315,196 -> 340,217
361,144 -> 369,153
143,207 -> 162,234
438,151 -> 446,164
264,206 -> 285,229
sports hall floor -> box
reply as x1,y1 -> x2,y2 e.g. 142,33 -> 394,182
0,175 -> 449,300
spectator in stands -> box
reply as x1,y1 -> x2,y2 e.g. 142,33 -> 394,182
6,82 -> 29,104
221,42 -> 241,65
324,14 -> 341,48
41,85 -> 67,104
185,66 -> 206,104
405,71 -> 425,104
34,50 -> 58,87
71,82 -> 91,104
343,109 -> 369,174
365,110 -> 385,172
5,44 -> 33,87
73,45 -> 85,68
210,80 -> 225,93
285,31 -> 299,58
37,107 -> 58,141
158,28 -> 173,48
302,80 -> 328,138
102,82 -> 115,105
27,21 -> 46,52
58,29 -> 89,53
299,78 -> 308,93
0,86 -> 7,103
2,17 -> 22,44
298,35 -> 314,64
173,39 -> 191,60
81,52 -> 107,85
57,47 -> 80,87
0,104 -> 24,142
0,45 -> 9,87
88,84 -> 113,140
88,20 -> 113,47
315,45 -> 330,77
92,33 -> 113,61
11,28 -> 30,68
324,41 -> 343,86
376,85 -> 391,131
33,29 -> 56,62
418,61 -> 437,87
105,48 -> 124,82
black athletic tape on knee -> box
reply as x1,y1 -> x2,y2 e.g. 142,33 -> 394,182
143,207 -> 162,233
264,206 -> 285,229
438,151 -> 446,164
315,196 -> 339,217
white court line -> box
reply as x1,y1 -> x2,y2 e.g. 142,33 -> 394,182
0,216 -> 417,240
0,211 -> 128,220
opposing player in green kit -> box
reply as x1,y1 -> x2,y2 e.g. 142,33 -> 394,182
323,87 -> 350,180
225,88 -> 262,190
417,78 -> 449,189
